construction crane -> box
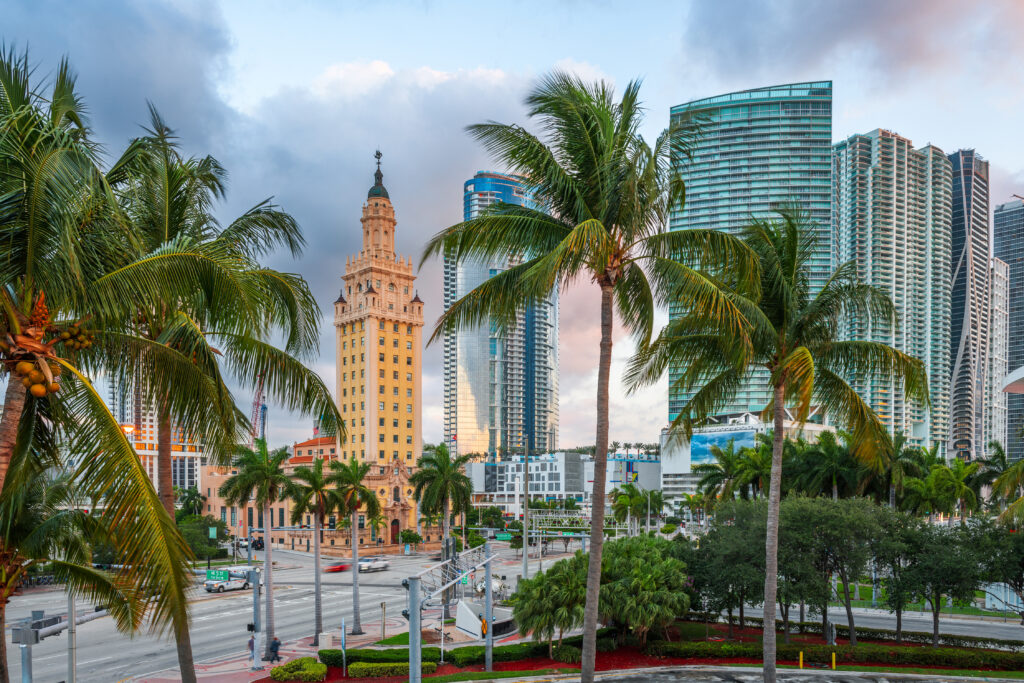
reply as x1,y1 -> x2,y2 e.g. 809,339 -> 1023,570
249,374 -> 266,448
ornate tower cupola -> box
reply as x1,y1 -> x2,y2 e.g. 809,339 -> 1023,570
362,150 -> 396,258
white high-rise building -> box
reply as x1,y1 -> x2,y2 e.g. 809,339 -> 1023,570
984,258 -> 1009,453
832,130 -> 952,452
442,172 -> 558,458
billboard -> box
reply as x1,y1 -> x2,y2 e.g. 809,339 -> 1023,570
689,430 -> 757,466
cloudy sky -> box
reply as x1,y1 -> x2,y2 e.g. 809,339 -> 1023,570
7,0 -> 1024,448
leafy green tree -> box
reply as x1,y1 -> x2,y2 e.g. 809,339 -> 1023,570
218,439 -> 290,657
179,487 -> 206,516
286,458 -> 342,645
410,443 -> 472,546
423,72 -> 753,681
328,457 -> 380,636
177,514 -> 228,560
628,206 -> 927,681
0,50 -> 197,681
908,523 -> 986,645
479,505 -> 506,530
600,537 -> 689,646
871,507 -> 924,643
777,498 -> 831,641
399,529 -> 423,549
698,500 -> 765,634
983,520 -> 1024,613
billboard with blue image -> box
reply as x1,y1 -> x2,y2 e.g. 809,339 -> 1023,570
690,430 -> 757,466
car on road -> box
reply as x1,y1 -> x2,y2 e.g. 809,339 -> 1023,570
324,562 -> 352,573
204,568 -> 259,593
358,556 -> 389,572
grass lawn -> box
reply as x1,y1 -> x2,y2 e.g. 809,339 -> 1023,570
376,632 -> 410,645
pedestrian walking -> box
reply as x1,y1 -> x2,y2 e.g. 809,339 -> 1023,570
269,636 -> 282,662
247,635 -> 255,664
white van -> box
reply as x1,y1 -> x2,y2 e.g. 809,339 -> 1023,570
204,566 -> 261,593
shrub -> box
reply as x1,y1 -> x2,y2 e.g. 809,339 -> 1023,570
318,647 -> 440,666
347,661 -> 438,677
449,642 -> 548,667
596,636 -> 618,653
660,523 -> 677,534
269,657 -> 327,682
552,644 -> 582,663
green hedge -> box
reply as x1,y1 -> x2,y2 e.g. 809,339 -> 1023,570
552,644 -> 582,663
448,642 -> 548,667
347,661 -> 438,677
596,636 -> 618,653
660,524 -> 677,534
682,614 -> 1024,652
645,640 -> 1024,671
317,646 -> 441,666
269,657 -> 327,682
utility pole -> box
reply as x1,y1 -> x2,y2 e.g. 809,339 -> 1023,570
484,542 -> 494,672
67,592 -> 76,683
407,576 -> 422,683
250,569 -> 263,671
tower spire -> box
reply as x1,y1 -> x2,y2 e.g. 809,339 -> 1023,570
368,149 -> 389,199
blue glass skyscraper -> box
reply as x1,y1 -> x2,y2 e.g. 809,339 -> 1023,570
994,198 -> 1024,461
667,82 -> 832,421
443,172 -> 559,457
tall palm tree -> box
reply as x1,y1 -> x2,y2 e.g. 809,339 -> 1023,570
422,73 -> 755,681
976,440 -> 1011,507
286,458 -> 341,645
693,438 -> 748,501
219,439 -> 290,658
627,206 -> 927,682
0,50 -> 198,681
610,484 -> 644,535
328,457 -> 380,636
410,443 -> 473,545
179,486 -> 206,516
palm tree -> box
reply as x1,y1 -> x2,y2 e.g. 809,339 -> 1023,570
219,439 -> 290,658
880,431 -> 926,508
328,457 -> 380,636
286,458 -> 341,645
903,466 -> 954,523
693,438 -> 748,501
610,484 -> 644,535
736,432 -> 774,499
422,74 -> 753,679
627,206 -> 928,682
795,431 -> 858,500
108,108 -> 340,517
368,512 -> 388,547
975,441 -> 1011,507
179,486 -> 206,516
0,50 -> 198,681
940,458 -> 980,524
410,443 -> 473,547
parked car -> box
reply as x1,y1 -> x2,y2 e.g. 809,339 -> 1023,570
358,556 -> 389,572
324,562 -> 352,573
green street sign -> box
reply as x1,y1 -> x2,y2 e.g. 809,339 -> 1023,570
206,569 -> 229,581
208,526 -> 217,539
496,533 -> 512,541
461,575 -> 468,585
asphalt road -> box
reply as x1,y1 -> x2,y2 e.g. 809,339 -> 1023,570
6,544 -> 1023,682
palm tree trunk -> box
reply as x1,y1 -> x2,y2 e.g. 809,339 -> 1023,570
0,380 -> 27,495
312,513 -> 322,645
158,397 -> 196,682
157,398 -> 175,516
580,282 -> 614,683
762,382 -> 786,683
832,477 -> 838,501
263,502 -> 275,658
351,509 -> 363,635
889,482 -> 896,509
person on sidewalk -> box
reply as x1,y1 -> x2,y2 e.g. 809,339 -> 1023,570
247,635 -> 255,665
269,636 -> 282,663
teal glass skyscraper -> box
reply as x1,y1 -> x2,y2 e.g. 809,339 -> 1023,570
668,82 -> 832,421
